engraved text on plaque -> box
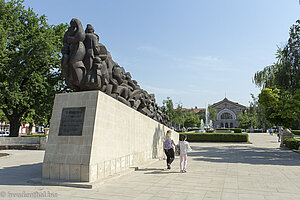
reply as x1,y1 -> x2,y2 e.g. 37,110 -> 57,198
58,107 -> 85,136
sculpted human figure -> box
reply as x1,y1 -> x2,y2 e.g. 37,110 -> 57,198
104,52 -> 119,96
66,18 -> 86,90
61,18 -> 171,127
111,66 -> 131,106
83,24 -> 99,84
61,26 -> 74,79
96,38 -> 109,92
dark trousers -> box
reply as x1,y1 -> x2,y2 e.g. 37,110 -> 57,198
164,148 -> 175,165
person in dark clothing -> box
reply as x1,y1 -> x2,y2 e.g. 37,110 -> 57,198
163,130 -> 176,169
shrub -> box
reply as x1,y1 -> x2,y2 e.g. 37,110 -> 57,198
284,138 -> 300,150
187,128 -> 200,131
175,130 -> 183,133
291,130 -> 300,136
21,134 -> 46,137
232,128 -> 242,133
253,129 -> 264,133
179,133 -> 248,142
215,128 -> 242,133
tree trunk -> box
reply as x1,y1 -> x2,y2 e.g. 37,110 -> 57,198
9,120 -> 21,137
2,108 -> 24,137
29,122 -> 33,134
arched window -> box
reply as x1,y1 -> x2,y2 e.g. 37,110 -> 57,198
230,123 -> 233,128
221,112 -> 233,119
221,123 -> 224,128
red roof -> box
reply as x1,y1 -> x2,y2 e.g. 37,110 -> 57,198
211,98 -> 246,109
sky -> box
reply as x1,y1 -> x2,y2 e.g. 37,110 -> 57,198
23,0 -> 300,108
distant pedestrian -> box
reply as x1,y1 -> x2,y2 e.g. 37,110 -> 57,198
270,128 -> 273,135
278,127 -> 283,142
179,134 -> 192,173
163,130 -> 176,169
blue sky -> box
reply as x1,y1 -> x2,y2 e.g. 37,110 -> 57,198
24,0 -> 300,108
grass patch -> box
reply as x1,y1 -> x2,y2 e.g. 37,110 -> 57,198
291,130 -> 300,136
179,132 -> 248,142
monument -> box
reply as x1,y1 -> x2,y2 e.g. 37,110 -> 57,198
60,18 -> 170,126
38,18 -> 178,187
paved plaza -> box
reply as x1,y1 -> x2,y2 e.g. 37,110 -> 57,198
0,133 -> 299,200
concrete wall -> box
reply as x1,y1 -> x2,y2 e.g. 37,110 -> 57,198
0,137 -> 47,149
43,91 -> 178,182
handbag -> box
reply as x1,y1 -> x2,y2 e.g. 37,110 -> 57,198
175,144 -> 180,156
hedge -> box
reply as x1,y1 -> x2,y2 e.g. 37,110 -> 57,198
284,138 -> 300,150
215,128 -> 242,133
187,128 -> 200,131
253,129 -> 264,133
21,134 -> 46,137
291,130 -> 300,136
179,133 -> 248,142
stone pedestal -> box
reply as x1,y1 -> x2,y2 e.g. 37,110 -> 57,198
280,129 -> 294,147
42,91 -> 178,183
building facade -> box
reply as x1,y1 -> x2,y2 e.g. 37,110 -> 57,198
0,122 -> 44,135
211,98 -> 246,128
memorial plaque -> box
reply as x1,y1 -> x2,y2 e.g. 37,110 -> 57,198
58,107 -> 86,136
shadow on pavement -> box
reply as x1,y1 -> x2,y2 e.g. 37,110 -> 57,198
0,153 -> 9,157
143,171 -> 181,174
0,163 -> 42,185
135,168 -> 164,171
136,167 -> 180,174
189,145 -> 300,166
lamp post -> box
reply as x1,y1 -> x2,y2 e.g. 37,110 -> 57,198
182,113 -> 185,131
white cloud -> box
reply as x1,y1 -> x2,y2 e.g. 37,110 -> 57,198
136,45 -> 235,73
188,55 -> 233,72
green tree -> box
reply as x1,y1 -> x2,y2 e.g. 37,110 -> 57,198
162,97 -> 175,127
173,104 -> 184,129
253,19 -> 300,129
238,111 -> 252,129
258,88 -> 300,128
0,0 -> 67,136
208,105 -> 217,125
238,94 -> 272,130
183,109 -> 200,128
0,110 -> 8,122
253,20 -> 300,93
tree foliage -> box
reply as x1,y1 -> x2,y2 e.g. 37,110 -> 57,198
208,105 -> 217,124
183,109 -> 200,128
0,0 -> 67,136
253,20 -> 300,93
162,98 -> 202,129
162,97 -> 175,125
253,19 -> 300,128
258,88 -> 300,128
0,109 -> 8,122
238,94 -> 271,129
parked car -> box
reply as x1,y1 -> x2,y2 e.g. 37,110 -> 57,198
0,131 -> 9,137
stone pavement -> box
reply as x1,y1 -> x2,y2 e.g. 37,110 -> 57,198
0,133 -> 299,200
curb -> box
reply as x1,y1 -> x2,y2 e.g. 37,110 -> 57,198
28,159 -> 161,189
